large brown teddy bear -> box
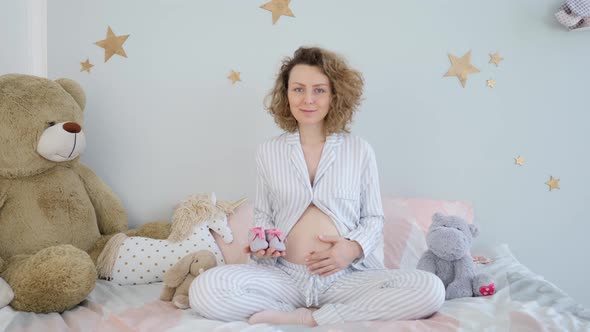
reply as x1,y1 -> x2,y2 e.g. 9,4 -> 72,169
0,74 -> 170,313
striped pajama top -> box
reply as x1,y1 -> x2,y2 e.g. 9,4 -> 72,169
254,130 -> 385,271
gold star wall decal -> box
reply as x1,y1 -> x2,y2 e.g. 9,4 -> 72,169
260,0 -> 295,25
443,51 -> 480,88
95,26 -> 130,63
80,58 -> 94,73
514,156 -> 525,166
545,176 -> 560,191
486,79 -> 496,88
489,52 -> 504,66
227,70 -> 242,85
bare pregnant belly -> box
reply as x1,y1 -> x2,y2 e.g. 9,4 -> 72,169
283,204 -> 340,265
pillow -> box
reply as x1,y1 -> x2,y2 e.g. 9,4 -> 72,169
382,197 -> 474,270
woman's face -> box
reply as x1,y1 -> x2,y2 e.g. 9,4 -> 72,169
287,64 -> 332,130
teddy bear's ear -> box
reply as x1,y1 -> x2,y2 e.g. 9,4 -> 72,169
163,254 -> 195,288
469,224 -> 479,238
55,78 -> 86,111
432,212 -> 445,224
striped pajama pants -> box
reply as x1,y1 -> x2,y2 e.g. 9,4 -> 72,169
189,258 -> 445,325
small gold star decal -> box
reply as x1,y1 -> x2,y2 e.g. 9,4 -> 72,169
545,176 -> 560,191
227,70 -> 241,85
260,0 -> 295,25
80,58 -> 94,73
489,52 -> 504,66
486,79 -> 496,88
514,156 -> 525,166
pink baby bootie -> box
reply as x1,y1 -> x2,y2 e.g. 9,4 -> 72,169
265,228 -> 286,251
249,226 -> 269,252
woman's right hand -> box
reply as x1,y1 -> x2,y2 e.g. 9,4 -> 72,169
242,246 -> 286,258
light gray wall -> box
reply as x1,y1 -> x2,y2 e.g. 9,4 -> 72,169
39,0 -> 590,308
0,1 -> 31,74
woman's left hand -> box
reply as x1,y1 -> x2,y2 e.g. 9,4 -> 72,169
305,235 -> 363,277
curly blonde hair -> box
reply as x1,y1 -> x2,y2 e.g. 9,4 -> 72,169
265,47 -> 364,135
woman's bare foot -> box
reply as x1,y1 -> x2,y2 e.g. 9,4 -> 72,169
248,307 -> 317,326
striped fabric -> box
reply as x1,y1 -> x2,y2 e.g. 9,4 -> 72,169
189,258 -> 445,325
254,131 -> 384,270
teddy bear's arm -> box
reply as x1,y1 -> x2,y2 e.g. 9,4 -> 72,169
0,180 -> 5,270
0,180 -> 4,269
0,179 -> 8,210
417,250 -> 438,274
73,163 -> 128,235
454,256 -> 476,280
445,256 -> 476,299
0,180 -> 8,266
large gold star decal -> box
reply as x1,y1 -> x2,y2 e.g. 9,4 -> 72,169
443,51 -> 480,88
489,52 -> 504,66
227,70 -> 242,85
95,26 -> 130,63
260,0 -> 295,25
80,58 -> 94,73
545,176 -> 560,191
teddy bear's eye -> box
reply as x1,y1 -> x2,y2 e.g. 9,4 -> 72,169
48,121 -> 56,127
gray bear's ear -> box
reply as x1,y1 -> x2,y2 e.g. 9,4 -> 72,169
432,212 -> 445,223
469,224 -> 479,237
55,78 -> 86,111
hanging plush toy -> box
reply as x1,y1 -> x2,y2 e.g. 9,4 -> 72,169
555,0 -> 590,31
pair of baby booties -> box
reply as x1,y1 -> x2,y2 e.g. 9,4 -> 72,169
249,226 -> 286,252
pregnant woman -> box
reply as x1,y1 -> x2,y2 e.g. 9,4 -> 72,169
190,46 -> 445,326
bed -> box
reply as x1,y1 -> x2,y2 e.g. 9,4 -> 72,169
1,198 -> 589,332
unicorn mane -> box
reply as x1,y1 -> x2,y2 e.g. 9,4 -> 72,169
168,193 -> 246,242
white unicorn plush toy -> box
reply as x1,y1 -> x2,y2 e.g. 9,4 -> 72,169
97,193 -> 245,285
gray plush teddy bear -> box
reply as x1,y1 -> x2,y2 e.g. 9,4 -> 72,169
417,213 -> 495,300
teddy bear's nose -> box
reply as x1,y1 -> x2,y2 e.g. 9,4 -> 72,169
63,122 -> 81,134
